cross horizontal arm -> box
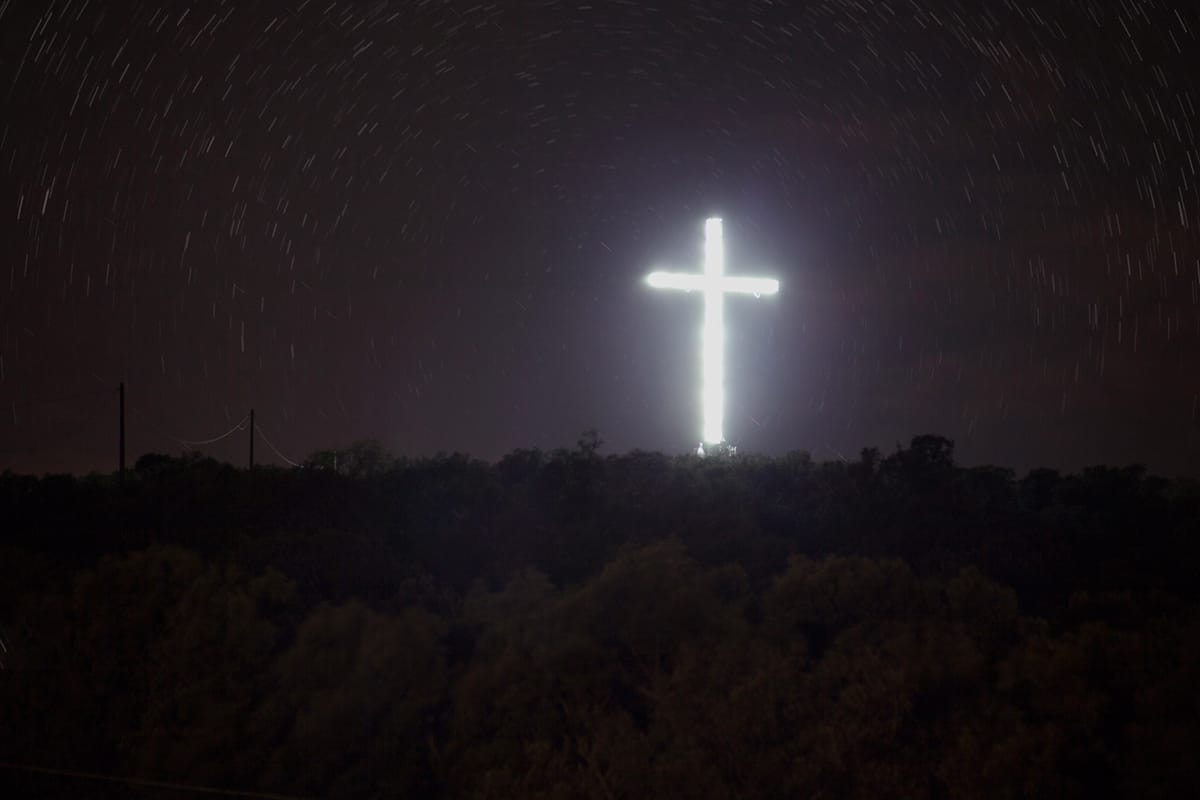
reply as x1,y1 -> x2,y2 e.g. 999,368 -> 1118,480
646,271 -> 707,291
719,276 -> 779,295
646,271 -> 779,296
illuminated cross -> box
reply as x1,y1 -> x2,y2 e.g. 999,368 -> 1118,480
646,217 -> 779,447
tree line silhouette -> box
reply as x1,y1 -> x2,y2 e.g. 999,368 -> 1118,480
2,434 -> 1198,797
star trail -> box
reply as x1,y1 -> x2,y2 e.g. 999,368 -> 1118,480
2,0 -> 1199,475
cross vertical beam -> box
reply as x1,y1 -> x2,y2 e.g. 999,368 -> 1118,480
703,218 -> 725,444
646,217 -> 779,447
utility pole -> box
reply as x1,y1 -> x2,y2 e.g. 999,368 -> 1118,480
118,382 -> 126,481
248,408 -> 255,470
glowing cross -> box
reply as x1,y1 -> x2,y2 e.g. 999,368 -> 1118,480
646,217 -> 779,446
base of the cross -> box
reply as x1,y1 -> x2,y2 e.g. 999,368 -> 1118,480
697,441 -> 738,458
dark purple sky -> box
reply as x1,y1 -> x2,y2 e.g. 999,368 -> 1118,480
2,1 -> 1199,476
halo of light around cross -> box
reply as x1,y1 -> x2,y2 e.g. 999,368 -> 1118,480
645,217 -> 780,448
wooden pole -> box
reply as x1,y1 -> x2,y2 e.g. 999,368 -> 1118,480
118,382 -> 126,480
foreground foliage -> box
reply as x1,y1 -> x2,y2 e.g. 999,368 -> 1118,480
2,436 -> 1198,797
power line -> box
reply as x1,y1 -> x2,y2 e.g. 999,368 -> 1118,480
0,399 -> 108,456
173,414 -> 251,447
6,374 -> 310,469
0,387 -> 111,457
129,406 -> 249,450
255,422 -> 302,467
4,388 -> 110,414
0,761 -> 313,800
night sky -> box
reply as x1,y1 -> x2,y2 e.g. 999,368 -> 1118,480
2,0 -> 1199,476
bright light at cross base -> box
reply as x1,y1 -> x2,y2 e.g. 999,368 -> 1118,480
645,217 -> 780,447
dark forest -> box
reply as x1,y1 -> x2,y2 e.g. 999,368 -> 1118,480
3,434 -> 1198,798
